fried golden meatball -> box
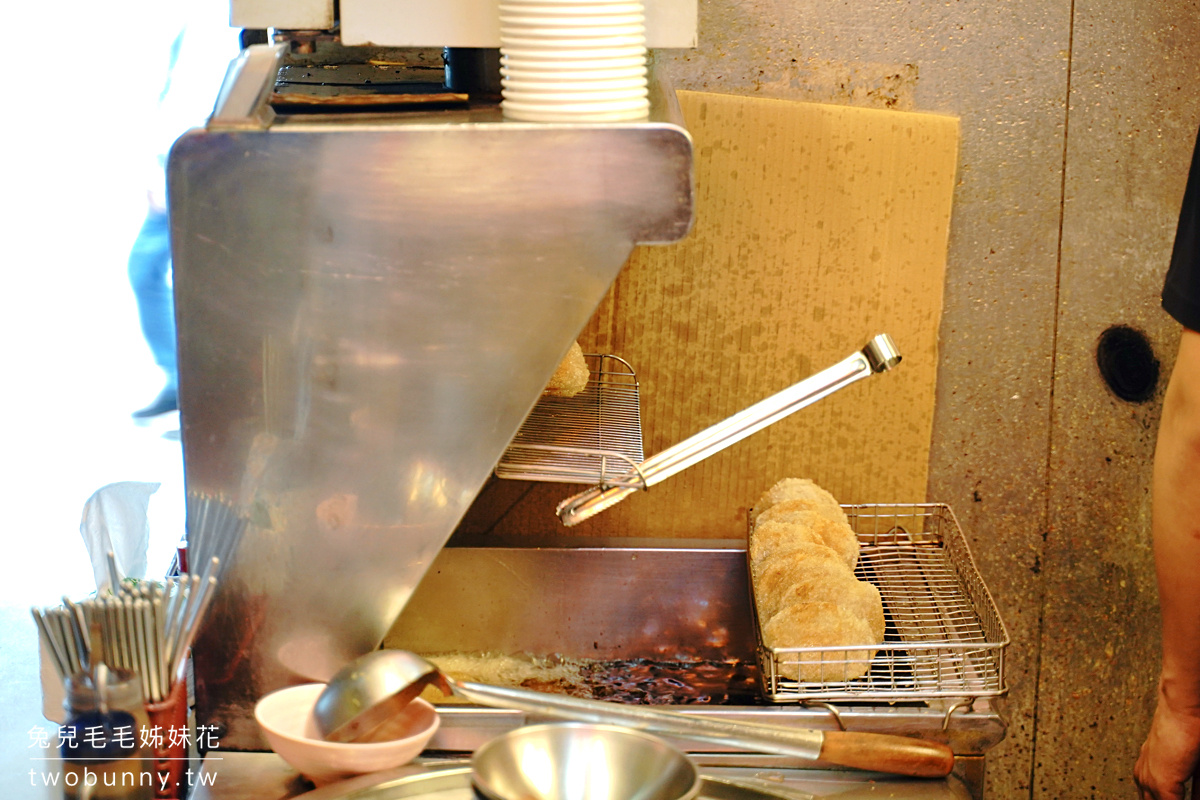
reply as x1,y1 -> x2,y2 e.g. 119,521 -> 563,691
755,503 -> 860,570
750,478 -> 844,524
748,519 -> 827,576
753,542 -> 847,611
754,546 -> 860,622
845,578 -> 886,643
747,477 -> 885,684
762,602 -> 878,682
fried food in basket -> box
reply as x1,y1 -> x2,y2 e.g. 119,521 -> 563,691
755,504 -> 859,569
753,549 -> 883,641
752,542 -> 847,609
750,478 -> 843,524
543,341 -> 589,397
761,602 -> 878,682
747,520 -> 826,576
749,477 -> 884,683
845,578 -> 885,642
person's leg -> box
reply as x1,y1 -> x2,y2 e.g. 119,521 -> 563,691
128,208 -> 178,417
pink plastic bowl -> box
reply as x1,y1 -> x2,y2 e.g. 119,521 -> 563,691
255,683 -> 439,787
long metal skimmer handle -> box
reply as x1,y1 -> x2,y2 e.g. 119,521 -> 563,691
452,678 -> 824,759
449,677 -> 953,778
556,333 -> 902,527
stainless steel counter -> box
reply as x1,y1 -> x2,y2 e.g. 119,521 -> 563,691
190,544 -> 1004,800
1,603 -> 988,800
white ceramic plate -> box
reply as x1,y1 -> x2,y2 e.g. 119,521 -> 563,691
501,3 -> 644,13
500,26 -> 646,42
502,52 -> 646,65
502,96 -> 650,111
501,104 -> 650,123
499,16 -> 644,31
502,58 -> 646,75
502,63 -> 647,77
500,0 -> 644,8
502,74 -> 646,88
501,67 -> 647,81
499,75 -> 643,89
501,75 -> 648,89
500,33 -> 646,48
502,88 -> 647,104
496,7 -> 648,20
499,11 -> 643,24
501,66 -> 647,80
500,45 -> 646,60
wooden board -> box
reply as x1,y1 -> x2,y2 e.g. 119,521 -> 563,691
455,91 -> 960,541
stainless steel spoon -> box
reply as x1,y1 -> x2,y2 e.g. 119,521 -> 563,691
312,650 -> 953,779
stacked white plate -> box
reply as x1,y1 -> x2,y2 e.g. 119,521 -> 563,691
499,0 -> 650,122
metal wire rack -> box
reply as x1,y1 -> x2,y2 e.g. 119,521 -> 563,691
753,503 -> 1009,704
496,354 -> 645,484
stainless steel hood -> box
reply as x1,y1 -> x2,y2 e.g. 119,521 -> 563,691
169,44 -> 694,749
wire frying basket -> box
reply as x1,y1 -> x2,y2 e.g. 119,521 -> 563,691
753,503 -> 1009,704
496,354 -> 644,484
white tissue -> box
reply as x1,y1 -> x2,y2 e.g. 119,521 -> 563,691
79,481 -> 160,593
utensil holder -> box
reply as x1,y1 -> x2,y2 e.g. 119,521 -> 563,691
145,674 -> 188,799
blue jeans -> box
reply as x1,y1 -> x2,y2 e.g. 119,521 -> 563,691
128,209 -> 177,389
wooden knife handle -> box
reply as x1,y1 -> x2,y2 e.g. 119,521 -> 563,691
819,730 -> 955,778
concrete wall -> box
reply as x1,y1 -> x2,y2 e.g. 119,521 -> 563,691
656,2 -> 1200,797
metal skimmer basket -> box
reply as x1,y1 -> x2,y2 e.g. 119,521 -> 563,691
753,503 -> 1009,704
496,354 -> 644,484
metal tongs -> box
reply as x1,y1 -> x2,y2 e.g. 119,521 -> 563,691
556,333 -> 902,526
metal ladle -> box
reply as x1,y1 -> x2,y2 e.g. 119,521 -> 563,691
312,650 -> 954,779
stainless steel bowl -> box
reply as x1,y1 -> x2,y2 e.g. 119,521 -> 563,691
472,723 -> 702,800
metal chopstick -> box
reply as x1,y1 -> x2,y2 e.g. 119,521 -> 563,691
170,575 -> 217,681
31,608 -> 69,679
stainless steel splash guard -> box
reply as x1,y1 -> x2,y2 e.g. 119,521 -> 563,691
168,44 -> 694,749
